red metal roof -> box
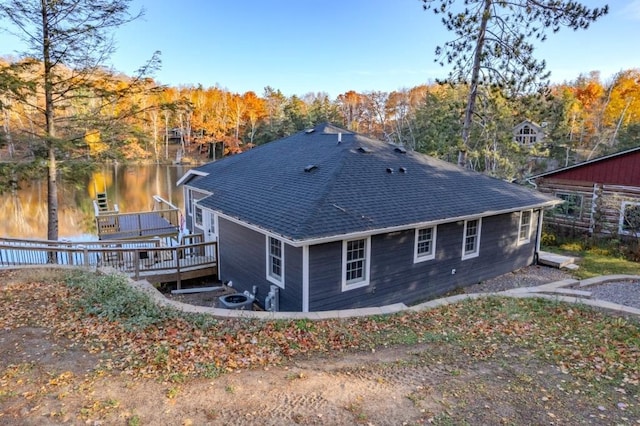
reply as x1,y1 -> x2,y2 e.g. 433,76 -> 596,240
535,148 -> 640,186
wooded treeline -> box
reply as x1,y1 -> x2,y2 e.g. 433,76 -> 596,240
2,58 -> 639,181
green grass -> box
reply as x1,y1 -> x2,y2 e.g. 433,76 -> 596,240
544,243 -> 640,279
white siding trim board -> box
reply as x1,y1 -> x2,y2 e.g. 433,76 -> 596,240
302,246 -> 309,312
210,203 -> 557,249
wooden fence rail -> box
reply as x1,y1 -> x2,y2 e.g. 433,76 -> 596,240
0,236 -> 217,288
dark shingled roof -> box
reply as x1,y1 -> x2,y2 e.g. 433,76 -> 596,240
185,123 -> 557,242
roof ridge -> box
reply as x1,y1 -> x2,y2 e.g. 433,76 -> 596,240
292,133 -> 355,237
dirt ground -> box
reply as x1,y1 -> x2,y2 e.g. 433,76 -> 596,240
2,328 -> 635,425
1,270 -> 638,425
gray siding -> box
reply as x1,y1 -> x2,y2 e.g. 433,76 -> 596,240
308,211 -> 539,311
218,217 -> 303,311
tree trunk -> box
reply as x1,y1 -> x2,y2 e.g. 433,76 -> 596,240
460,0 -> 492,168
41,0 -> 58,248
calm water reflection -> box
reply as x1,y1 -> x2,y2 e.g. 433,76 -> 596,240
0,163 -> 191,240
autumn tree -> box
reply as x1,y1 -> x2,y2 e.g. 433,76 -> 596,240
0,0 -> 153,242
336,90 -> 365,131
242,91 -> 266,144
604,70 -> 640,149
421,0 -> 608,168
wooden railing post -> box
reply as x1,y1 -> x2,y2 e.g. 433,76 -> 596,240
134,249 -> 140,280
83,246 -> 90,266
176,246 -> 182,290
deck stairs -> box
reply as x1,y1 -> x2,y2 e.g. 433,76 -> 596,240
95,192 -> 110,212
538,251 -> 579,270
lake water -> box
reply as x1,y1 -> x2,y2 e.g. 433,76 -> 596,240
0,163 -> 192,241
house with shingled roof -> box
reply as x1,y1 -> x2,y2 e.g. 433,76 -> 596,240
177,123 -> 559,312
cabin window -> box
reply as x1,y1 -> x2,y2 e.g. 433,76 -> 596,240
518,210 -> 532,245
194,205 -> 203,227
620,202 -> 640,236
266,236 -> 284,287
462,218 -> 481,260
342,237 -> 370,291
555,193 -> 583,218
414,226 -> 437,263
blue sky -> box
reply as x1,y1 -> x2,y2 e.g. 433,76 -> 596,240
2,0 -> 639,97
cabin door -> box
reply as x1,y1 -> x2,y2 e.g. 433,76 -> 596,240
204,211 -> 217,243
203,211 -> 218,260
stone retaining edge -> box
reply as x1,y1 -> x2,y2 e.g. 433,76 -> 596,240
4,265 -> 638,320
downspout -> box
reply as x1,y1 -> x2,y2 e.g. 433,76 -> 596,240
525,177 -> 537,189
534,208 -> 544,265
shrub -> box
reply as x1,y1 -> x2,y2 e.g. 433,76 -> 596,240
64,271 -> 177,330
540,231 -> 556,247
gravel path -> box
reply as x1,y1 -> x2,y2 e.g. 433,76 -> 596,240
587,281 -> 640,309
465,265 -> 640,310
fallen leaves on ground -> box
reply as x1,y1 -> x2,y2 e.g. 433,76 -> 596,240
1,269 -> 638,391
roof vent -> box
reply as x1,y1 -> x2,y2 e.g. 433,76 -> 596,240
304,164 -> 318,172
358,146 -> 371,154
386,167 -> 394,174
305,128 -> 315,134
338,132 -> 342,143
399,167 -> 407,173
394,146 -> 407,154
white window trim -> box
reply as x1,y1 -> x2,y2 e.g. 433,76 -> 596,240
619,201 -> 640,236
194,205 -> 204,227
186,189 -> 194,216
461,218 -> 482,260
414,226 -> 437,263
266,236 -> 285,288
341,237 -> 371,292
517,210 -> 532,245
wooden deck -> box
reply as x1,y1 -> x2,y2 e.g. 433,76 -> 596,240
0,236 -> 217,288
94,195 -> 181,241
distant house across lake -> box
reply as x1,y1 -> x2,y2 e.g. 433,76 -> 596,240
514,120 -> 546,147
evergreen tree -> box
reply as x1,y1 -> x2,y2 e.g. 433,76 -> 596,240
421,0 -> 608,168
0,0 -> 156,243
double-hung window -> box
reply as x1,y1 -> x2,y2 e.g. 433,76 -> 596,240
414,226 -> 436,262
518,210 -> 532,245
462,218 -> 481,260
342,237 -> 370,291
266,236 -> 284,287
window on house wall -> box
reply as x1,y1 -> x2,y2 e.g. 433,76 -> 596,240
187,189 -> 194,215
462,219 -> 481,260
342,237 -> 370,290
414,226 -> 437,262
266,236 -> 284,287
554,193 -> 583,218
620,202 -> 640,236
515,125 -> 538,145
194,205 -> 203,227
518,210 -> 532,244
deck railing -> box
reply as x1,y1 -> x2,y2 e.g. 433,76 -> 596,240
0,236 -> 217,288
